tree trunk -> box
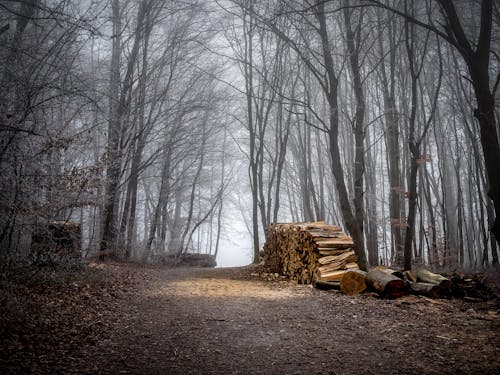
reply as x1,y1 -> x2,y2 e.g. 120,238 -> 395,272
438,0 -> 500,249
100,0 -> 149,258
242,3 -> 260,264
316,2 -> 367,271
99,0 -> 122,258
344,3 -> 367,271
144,150 -> 171,260
377,10 -> 404,266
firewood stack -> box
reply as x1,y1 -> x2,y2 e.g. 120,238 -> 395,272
263,221 -> 359,284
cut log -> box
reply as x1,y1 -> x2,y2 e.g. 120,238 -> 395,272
408,282 -> 448,299
263,222 -> 358,284
318,261 -> 347,273
318,255 -> 340,265
318,249 -> 349,256
314,280 -> 341,290
305,224 -> 342,232
416,269 -> 449,284
318,250 -> 356,265
340,270 -> 367,295
374,266 -> 404,280
403,270 -> 417,283
317,252 -> 358,274
416,269 -> 453,291
366,269 -> 406,299
318,269 -> 347,282
345,262 -> 359,269
315,238 -> 354,248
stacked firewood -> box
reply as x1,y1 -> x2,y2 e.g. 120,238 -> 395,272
263,221 -> 359,284
264,222 -> 492,300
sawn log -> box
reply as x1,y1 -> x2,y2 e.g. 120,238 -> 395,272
340,270 -> 367,295
366,269 -> 406,299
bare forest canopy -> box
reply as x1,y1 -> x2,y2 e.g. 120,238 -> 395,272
0,0 -> 499,271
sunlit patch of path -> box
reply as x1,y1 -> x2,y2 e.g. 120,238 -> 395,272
148,277 -> 297,299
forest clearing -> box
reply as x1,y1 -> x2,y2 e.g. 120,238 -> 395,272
1,262 -> 499,374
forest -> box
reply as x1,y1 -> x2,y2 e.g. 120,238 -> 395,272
0,0 -> 499,271
1,1 -> 500,374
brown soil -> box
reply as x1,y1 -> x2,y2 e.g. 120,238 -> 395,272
1,263 -> 500,374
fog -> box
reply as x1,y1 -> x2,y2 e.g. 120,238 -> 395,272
1,0 -> 499,270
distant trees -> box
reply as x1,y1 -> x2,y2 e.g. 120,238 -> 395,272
223,0 -> 499,270
368,0 -> 500,255
0,0 -> 102,264
1,0 -> 497,272
96,0 -> 230,261
0,0 -> 232,267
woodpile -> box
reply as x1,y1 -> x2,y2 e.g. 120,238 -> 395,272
338,266 -> 492,301
263,221 -> 359,284
263,222 -> 492,301
31,220 -> 81,264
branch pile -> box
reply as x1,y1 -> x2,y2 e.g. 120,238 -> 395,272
263,221 -> 359,284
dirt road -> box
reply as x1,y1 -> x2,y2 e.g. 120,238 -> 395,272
2,264 -> 500,374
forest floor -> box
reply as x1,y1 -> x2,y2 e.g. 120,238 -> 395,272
1,262 -> 500,374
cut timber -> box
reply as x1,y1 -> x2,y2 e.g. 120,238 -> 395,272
318,261 -> 348,273
416,269 -> 453,291
314,280 -> 341,290
309,233 -> 345,238
318,249 -> 349,256
318,269 -> 347,282
403,270 -> 417,283
302,222 -> 342,232
301,220 -> 326,228
366,269 -> 406,299
318,250 -> 356,265
340,270 -> 367,295
263,222 -> 358,284
416,269 -> 449,284
409,282 -> 448,299
374,266 -> 404,280
315,238 -> 354,248
318,255 -> 342,265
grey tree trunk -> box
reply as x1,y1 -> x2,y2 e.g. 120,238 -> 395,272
316,2 -> 367,271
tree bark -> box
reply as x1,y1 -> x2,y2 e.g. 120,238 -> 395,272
377,10 -> 405,266
242,2 -> 261,264
344,4 -> 372,266
99,0 -> 122,259
435,0 -> 500,254
100,0 -> 149,258
316,1 -> 368,271
366,269 -> 406,299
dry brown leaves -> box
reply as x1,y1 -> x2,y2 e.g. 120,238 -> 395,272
0,262 -> 138,374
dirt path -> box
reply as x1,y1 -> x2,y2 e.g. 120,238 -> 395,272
86,265 -> 500,375
2,264 -> 500,374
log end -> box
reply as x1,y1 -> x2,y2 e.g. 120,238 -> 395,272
340,270 -> 367,295
383,279 -> 407,299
